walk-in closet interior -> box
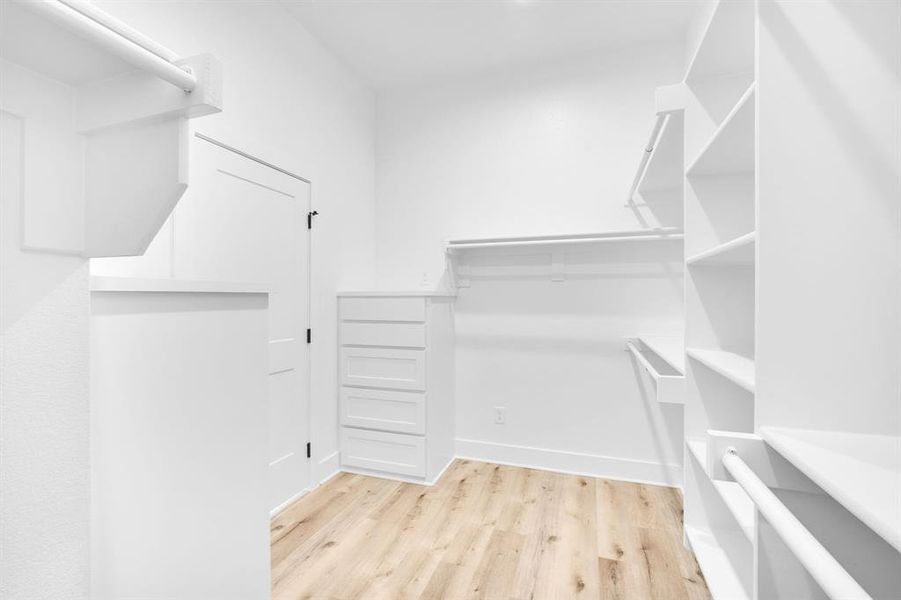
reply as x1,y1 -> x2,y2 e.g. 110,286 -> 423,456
1,0 -> 898,598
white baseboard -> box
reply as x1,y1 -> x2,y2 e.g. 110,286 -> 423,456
270,487 -> 310,518
315,450 -> 340,485
455,438 -> 682,487
269,451 -> 343,518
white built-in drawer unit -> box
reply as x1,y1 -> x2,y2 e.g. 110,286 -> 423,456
338,291 -> 455,484
340,387 -> 426,435
340,347 -> 426,390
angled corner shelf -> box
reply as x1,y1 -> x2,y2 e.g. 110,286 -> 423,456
684,0 -> 755,84
686,348 -> 755,393
760,426 -> 901,553
686,83 -> 756,178
687,232 -> 756,267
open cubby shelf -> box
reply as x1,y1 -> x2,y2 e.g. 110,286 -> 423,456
686,348 -> 755,393
686,83 -> 755,178
687,439 -> 755,542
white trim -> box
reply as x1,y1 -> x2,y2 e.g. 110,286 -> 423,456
269,487 -> 310,518
314,450 -> 340,485
340,466 -> 435,487
455,438 -> 682,487
269,451 -> 342,518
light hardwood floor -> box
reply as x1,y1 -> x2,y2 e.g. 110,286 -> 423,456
271,460 -> 710,600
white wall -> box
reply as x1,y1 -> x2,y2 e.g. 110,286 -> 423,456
375,43 -> 688,484
375,43 -> 685,288
92,0 -> 378,485
1,87 -> 91,600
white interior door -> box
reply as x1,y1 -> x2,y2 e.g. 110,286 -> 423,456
173,136 -> 311,512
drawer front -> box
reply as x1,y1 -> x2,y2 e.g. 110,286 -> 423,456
340,347 -> 426,391
340,387 -> 426,434
340,321 -> 426,348
340,427 -> 426,477
340,297 -> 426,323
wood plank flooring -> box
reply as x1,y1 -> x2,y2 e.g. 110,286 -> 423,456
271,460 -> 710,600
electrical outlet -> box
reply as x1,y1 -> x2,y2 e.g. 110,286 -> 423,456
494,406 -> 506,425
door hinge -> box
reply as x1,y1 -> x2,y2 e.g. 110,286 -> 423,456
306,442 -> 311,458
306,328 -> 311,344
307,210 -> 318,229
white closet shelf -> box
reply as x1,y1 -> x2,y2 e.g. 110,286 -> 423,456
0,0 -> 222,258
686,83 -> 755,177
637,335 -> 684,374
688,439 -> 756,542
684,525 -> 751,600
686,232 -> 756,267
90,276 -> 270,294
445,227 -> 684,251
686,348 -> 755,392
760,426 -> 901,553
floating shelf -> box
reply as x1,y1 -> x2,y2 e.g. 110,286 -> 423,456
687,232 -> 756,267
684,525 -> 752,600
686,83 -> 756,177
760,426 -> 901,553
90,276 -> 270,294
687,348 -> 755,392
637,335 -> 684,374
688,439 -> 755,542
684,0 -> 755,83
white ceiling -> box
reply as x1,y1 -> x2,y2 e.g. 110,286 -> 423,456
281,0 -> 700,89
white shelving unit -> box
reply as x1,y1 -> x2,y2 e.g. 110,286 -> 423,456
681,2 -> 900,599
681,1 -> 756,596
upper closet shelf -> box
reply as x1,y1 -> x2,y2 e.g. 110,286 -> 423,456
684,0 -> 755,83
686,83 -> 755,177
760,427 -> 901,553
0,0 -> 222,258
687,232 -> 756,267
687,348 -> 755,392
446,228 -> 684,252
91,277 -> 270,294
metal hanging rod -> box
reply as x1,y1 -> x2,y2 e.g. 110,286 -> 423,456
446,227 -> 684,251
722,449 -> 872,600
21,0 -> 196,92
625,113 -> 668,205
